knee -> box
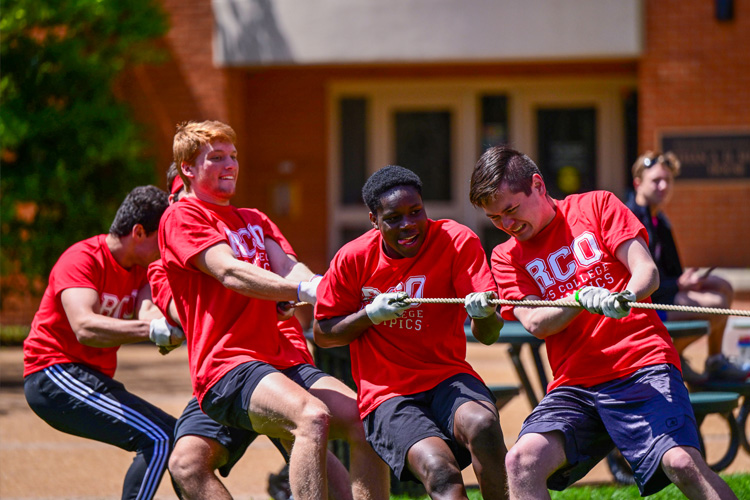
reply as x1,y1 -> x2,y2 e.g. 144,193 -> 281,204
413,453 -> 463,494
168,443 -> 214,483
331,396 -> 367,442
661,446 -> 702,487
460,411 -> 505,454
296,398 -> 332,440
504,444 -> 536,481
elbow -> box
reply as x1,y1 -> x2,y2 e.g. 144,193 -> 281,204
524,321 -> 558,339
312,321 -> 334,348
651,269 -> 660,295
313,320 -> 350,348
217,271 -> 241,291
73,327 -> 104,347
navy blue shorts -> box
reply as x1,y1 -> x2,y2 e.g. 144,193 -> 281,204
201,362 -> 328,431
363,373 -> 495,483
175,397 -> 288,477
519,363 -> 699,496
24,363 -> 176,499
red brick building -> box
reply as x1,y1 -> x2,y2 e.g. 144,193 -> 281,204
123,0 -> 750,273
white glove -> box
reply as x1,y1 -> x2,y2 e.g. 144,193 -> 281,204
576,287 -> 636,319
365,292 -> 410,325
465,291 -> 498,319
601,290 -> 636,319
575,286 -> 610,314
149,317 -> 185,347
297,275 -> 323,305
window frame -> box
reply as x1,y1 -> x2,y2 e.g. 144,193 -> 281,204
327,77 -> 635,259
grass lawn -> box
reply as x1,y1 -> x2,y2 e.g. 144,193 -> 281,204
391,473 -> 749,499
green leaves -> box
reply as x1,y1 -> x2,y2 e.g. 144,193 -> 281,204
1,0 -> 168,292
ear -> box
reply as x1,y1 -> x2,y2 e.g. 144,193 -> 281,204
181,161 -> 195,179
368,212 -> 378,229
131,223 -> 146,240
633,177 -> 642,190
531,173 -> 546,196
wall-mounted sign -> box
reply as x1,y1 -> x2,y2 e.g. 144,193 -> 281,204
660,133 -> 750,180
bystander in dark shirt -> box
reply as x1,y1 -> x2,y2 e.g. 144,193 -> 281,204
625,193 -> 682,305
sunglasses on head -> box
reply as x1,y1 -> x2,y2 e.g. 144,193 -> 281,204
643,154 -> 672,168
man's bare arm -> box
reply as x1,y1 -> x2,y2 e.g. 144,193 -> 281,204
192,241 -> 299,302
61,287 -> 151,347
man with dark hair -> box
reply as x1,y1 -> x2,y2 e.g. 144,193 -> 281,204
470,146 -> 737,499
315,165 -> 509,500
160,120 -> 389,500
626,151 -> 744,382
23,185 -> 184,500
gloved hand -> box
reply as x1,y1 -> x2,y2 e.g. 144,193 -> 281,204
297,275 -> 323,305
600,290 -> 636,319
576,287 -> 636,319
575,286 -> 610,314
149,317 -> 186,347
465,291 -> 498,319
365,292 -> 410,325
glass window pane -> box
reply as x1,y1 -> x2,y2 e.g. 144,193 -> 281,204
394,111 -> 452,201
481,95 -> 509,154
536,108 -> 597,199
339,227 -> 370,251
480,225 -> 510,261
340,98 -> 368,205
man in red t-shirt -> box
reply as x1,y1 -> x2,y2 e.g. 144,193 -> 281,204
160,121 -> 388,500
469,146 -> 737,499
23,185 -> 184,500
314,165 -> 509,499
154,165 -> 355,500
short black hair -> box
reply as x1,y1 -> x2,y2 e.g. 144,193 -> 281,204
362,165 -> 423,214
109,185 -> 169,236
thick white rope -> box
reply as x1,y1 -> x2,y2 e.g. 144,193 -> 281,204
400,297 -> 750,317
296,298 -> 750,317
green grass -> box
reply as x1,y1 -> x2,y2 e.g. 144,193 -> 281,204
390,473 -> 749,499
0,324 -> 30,346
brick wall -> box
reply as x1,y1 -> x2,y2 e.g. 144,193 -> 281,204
640,0 -> 750,266
125,0 -> 750,270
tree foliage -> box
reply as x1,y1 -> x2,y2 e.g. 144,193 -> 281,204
1,0 -> 168,295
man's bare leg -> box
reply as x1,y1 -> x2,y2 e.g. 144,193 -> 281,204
250,372 -> 331,500
169,435 -> 232,500
661,446 -> 737,499
310,376 -> 391,500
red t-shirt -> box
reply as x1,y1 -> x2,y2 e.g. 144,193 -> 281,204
159,197 -> 309,403
23,235 -> 145,378
491,191 -> 680,391
147,259 -> 178,327
315,219 -> 498,418
148,258 -> 313,364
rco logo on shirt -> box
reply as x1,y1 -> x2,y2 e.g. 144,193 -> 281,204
361,276 -> 426,331
99,289 -> 138,319
224,225 -> 271,270
525,232 -> 614,300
